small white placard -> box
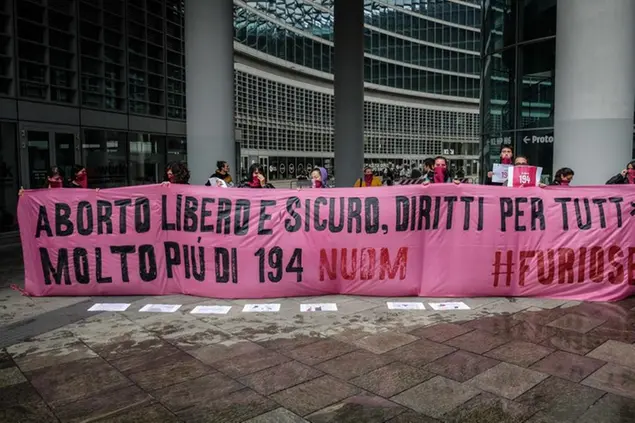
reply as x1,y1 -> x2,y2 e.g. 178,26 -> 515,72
88,303 -> 130,312
492,163 -> 511,183
207,177 -> 228,188
139,304 -> 182,313
300,303 -> 338,312
242,304 -> 281,313
387,302 -> 425,310
190,305 -> 232,315
428,302 -> 470,311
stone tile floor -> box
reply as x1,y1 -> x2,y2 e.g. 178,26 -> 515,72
1,250 -> 635,422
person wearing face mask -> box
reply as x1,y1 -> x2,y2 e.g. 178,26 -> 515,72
18,166 -> 65,197
310,167 -> 328,188
354,167 -> 382,187
68,165 -> 88,188
422,156 -> 460,185
551,167 -> 574,186
239,163 -> 274,188
606,160 -> 635,184
164,162 -> 190,184
487,144 -> 514,185
44,166 -> 65,188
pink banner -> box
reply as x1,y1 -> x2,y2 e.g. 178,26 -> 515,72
17,184 -> 635,301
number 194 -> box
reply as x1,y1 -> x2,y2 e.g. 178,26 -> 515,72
254,248 -> 303,283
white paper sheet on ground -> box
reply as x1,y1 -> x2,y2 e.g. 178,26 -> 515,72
386,302 -> 425,310
139,304 -> 182,313
428,302 -> 470,311
300,303 -> 338,312
88,303 -> 131,312
242,304 -> 281,312
190,305 -> 232,315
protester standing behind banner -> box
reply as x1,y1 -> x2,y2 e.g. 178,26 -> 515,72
487,144 -> 514,186
310,167 -> 328,188
165,162 -> 190,184
423,156 -> 459,185
239,163 -> 274,188
18,166 -> 65,197
206,161 -> 233,187
68,165 -> 88,189
420,158 -> 434,182
551,167 -> 575,186
606,160 -> 635,185
354,166 -> 382,187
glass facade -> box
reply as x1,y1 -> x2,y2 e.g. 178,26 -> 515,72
236,0 -> 482,181
0,0 -> 482,234
236,0 -> 481,98
480,0 -> 557,181
4,0 -> 186,118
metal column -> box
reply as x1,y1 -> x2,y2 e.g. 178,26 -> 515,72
333,0 -> 365,187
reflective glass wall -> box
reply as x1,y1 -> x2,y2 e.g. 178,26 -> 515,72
480,0 -> 556,181
236,0 -> 482,98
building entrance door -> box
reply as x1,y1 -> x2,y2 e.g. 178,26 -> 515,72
20,127 -> 80,189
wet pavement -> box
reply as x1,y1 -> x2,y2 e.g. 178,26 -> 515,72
1,248 -> 635,422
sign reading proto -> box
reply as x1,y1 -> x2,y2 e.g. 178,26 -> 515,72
523,135 -> 554,144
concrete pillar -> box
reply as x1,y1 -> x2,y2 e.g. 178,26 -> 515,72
185,0 -> 235,185
553,0 -> 635,185
334,0 -> 365,187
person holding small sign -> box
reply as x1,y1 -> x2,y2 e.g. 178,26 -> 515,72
206,161 -> 233,187
487,144 -> 514,185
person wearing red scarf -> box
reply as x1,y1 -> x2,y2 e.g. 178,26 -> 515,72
487,144 -> 514,185
606,160 -> 635,185
551,167 -> 575,186
68,165 -> 88,188
422,156 -> 460,185
354,167 -> 382,187
46,166 -> 65,188
240,163 -> 273,188
18,166 -> 65,197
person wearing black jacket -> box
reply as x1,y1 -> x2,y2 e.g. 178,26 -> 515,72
68,165 -> 88,188
486,144 -> 514,186
606,160 -> 635,184
551,167 -> 574,186
206,161 -> 233,186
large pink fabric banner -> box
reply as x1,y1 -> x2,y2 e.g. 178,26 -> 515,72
17,184 -> 635,301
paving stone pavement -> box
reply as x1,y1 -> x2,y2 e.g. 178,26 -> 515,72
1,250 -> 635,422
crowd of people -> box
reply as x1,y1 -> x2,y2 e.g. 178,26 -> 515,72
17,145 -> 635,193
